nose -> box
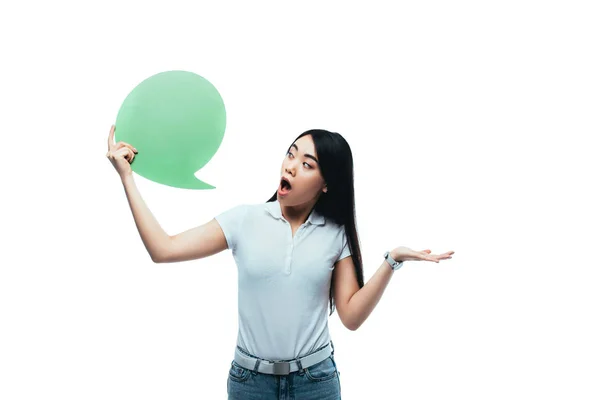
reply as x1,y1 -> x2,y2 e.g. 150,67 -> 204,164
284,160 -> 299,176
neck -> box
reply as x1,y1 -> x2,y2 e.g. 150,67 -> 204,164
279,199 -> 317,226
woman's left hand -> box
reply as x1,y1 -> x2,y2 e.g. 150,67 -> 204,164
391,247 -> 454,263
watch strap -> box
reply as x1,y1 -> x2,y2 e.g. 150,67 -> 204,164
384,251 -> 403,271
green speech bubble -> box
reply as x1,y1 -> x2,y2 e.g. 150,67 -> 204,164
115,70 -> 226,189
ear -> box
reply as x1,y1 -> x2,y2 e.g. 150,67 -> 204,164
323,185 -> 328,193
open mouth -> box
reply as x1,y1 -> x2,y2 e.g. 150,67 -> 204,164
280,178 -> 292,194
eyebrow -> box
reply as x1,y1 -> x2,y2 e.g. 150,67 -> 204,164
290,143 -> 319,165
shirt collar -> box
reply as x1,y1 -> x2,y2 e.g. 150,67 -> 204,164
265,199 -> 325,226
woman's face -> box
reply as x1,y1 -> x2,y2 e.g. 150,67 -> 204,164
278,134 -> 327,206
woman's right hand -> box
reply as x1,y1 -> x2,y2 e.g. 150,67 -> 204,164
106,124 -> 138,179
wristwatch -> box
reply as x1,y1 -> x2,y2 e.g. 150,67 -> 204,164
384,251 -> 404,271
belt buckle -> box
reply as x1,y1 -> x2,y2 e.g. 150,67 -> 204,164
271,361 -> 290,375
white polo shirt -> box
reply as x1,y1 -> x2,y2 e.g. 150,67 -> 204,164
215,199 -> 351,361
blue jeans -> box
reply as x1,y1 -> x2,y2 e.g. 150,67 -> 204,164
227,347 -> 342,399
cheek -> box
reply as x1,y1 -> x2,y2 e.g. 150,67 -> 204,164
304,176 -> 323,191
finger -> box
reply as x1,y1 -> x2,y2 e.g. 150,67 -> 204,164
108,125 -> 115,149
129,148 -> 136,163
115,141 -> 138,153
112,147 -> 132,162
125,148 -> 135,163
122,148 -> 131,163
419,254 -> 438,262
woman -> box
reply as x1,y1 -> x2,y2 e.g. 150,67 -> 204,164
106,125 -> 454,399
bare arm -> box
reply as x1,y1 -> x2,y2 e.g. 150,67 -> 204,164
107,125 -> 227,264
120,174 -> 228,263
334,248 -> 451,330
333,257 -> 393,331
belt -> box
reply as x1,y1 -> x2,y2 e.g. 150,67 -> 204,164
234,342 -> 334,376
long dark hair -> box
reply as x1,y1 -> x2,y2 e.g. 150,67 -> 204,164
266,129 -> 364,316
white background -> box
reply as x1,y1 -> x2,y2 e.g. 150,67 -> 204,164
1,1 -> 599,399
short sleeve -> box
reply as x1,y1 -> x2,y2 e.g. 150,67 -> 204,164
336,228 -> 352,262
214,204 -> 249,252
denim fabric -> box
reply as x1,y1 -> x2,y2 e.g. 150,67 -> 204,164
227,353 -> 342,399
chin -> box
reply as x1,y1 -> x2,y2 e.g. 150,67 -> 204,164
281,195 -> 315,209
278,193 -> 298,204
277,193 -> 292,202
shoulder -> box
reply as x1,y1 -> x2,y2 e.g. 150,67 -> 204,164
213,203 -> 260,251
325,217 -> 345,232
214,203 -> 255,227
322,217 -> 346,240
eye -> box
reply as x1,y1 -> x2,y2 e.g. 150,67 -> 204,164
303,162 -> 312,168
